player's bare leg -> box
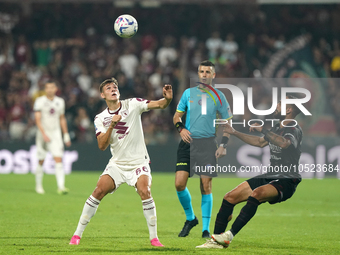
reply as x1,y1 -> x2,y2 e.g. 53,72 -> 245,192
136,175 -> 164,247
198,181 -> 253,248
213,181 -> 252,235
35,160 -> 45,194
54,157 -> 68,194
175,171 -> 198,237
70,175 -> 115,245
200,176 -> 212,238
175,171 -> 189,192
212,183 -> 279,247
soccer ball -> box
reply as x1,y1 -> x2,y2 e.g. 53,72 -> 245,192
114,14 -> 138,38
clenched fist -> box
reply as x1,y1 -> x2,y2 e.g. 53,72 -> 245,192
111,114 -> 122,128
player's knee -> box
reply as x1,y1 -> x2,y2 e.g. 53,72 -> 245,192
200,180 -> 212,194
93,187 -> 107,200
138,187 -> 151,199
224,192 -> 237,204
175,181 -> 186,191
200,186 -> 211,194
228,214 -> 233,222
251,188 -> 265,200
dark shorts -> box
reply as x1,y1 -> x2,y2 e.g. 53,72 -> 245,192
246,173 -> 301,204
176,137 -> 218,177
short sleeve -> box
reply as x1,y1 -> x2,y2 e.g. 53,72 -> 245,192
218,92 -> 233,120
33,98 -> 42,112
176,89 -> 188,112
94,116 -> 105,137
60,98 -> 65,115
283,127 -> 301,148
132,98 -> 150,113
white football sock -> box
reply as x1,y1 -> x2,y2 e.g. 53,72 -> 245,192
35,164 -> 44,189
74,195 -> 101,237
142,197 -> 158,240
55,162 -> 65,190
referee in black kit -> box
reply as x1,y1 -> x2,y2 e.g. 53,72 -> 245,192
197,95 -> 304,249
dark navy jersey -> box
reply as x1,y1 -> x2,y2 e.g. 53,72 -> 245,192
269,122 -> 302,167
266,121 -> 303,179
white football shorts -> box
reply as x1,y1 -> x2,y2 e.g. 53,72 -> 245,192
36,131 -> 64,160
100,161 -> 152,193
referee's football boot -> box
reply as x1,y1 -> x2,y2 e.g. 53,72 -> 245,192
178,216 -> 199,237
202,230 -> 210,238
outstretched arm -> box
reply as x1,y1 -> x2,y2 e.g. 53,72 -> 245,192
224,122 -> 268,148
257,128 -> 291,149
147,85 -> 173,110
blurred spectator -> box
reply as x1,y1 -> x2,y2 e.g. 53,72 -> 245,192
8,94 -> 26,140
221,33 -> 238,64
118,48 -> 139,79
14,35 -> 31,70
244,33 -> 258,76
149,67 -> 163,98
74,107 -> 93,142
33,41 -> 52,67
157,36 -> 177,68
206,31 -> 222,60
1,3 -> 340,143
77,64 -> 92,94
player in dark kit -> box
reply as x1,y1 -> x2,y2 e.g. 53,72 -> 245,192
197,96 -> 303,249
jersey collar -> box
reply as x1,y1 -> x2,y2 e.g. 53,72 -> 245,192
107,102 -> 121,115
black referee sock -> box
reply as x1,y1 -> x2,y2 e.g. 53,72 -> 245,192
213,199 -> 235,234
230,196 -> 261,236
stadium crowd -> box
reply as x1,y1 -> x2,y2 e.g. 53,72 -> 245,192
0,3 -> 340,143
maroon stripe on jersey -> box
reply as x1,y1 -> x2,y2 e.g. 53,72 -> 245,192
96,132 -> 101,137
146,100 -> 150,103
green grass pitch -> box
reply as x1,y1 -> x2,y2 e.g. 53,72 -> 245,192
0,172 -> 340,254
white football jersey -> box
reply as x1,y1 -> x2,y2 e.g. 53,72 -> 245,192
33,95 -> 65,134
94,98 -> 150,166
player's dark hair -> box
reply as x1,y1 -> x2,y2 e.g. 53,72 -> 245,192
99,77 -> 118,92
199,60 -> 215,68
287,95 -> 302,117
45,80 -> 58,87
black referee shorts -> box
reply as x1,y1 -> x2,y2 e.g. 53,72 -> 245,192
176,137 -> 218,177
246,174 -> 301,204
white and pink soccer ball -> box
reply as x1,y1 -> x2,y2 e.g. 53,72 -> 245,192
114,14 -> 138,38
